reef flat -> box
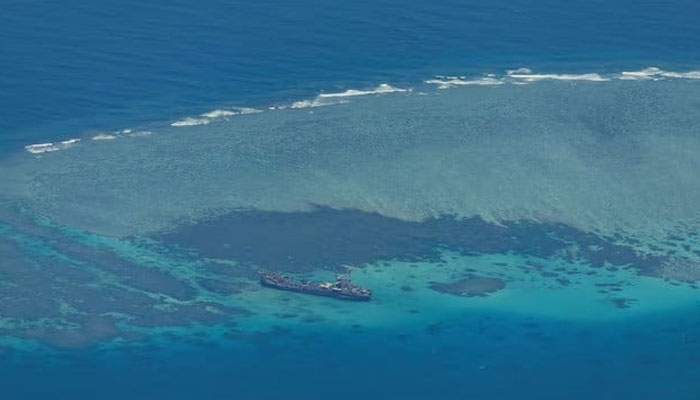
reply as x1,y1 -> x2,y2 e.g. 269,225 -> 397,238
0,77 -> 698,400
1,202 -> 698,350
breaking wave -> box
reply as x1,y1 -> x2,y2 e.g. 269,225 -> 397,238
172,107 -> 264,127
505,68 -> 609,82
291,83 -> 409,109
425,66 -> 700,88
200,110 -> 237,118
619,67 -> 700,80
24,139 -> 81,154
171,117 -> 211,127
424,76 -> 503,89
236,107 -> 264,115
92,133 -> 117,141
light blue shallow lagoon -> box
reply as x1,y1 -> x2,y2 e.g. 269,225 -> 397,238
1,0 -> 700,399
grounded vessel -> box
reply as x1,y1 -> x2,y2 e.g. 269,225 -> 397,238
260,272 -> 372,301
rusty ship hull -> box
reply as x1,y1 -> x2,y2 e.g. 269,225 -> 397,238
260,273 -> 372,301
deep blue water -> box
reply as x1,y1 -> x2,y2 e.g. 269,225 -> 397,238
4,310 -> 700,400
2,1 -> 700,399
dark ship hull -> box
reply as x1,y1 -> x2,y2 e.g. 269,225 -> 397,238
260,272 -> 372,301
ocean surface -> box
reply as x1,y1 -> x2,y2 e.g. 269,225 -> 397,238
1,0 -> 700,399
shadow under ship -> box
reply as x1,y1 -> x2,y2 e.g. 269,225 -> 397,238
260,272 -> 372,301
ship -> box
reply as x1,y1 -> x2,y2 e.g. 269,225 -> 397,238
259,272 -> 372,301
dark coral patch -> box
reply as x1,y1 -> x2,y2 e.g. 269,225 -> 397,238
153,207 -> 672,278
609,298 -> 637,309
429,276 -> 505,297
53,240 -> 197,301
0,221 -> 253,349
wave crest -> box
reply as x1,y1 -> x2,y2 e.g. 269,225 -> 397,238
425,76 -> 504,89
171,117 -> 211,127
291,83 -> 408,109
425,66 -> 700,88
92,133 -> 118,141
25,138 -> 81,154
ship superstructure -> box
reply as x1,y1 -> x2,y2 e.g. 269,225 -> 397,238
260,272 -> 372,301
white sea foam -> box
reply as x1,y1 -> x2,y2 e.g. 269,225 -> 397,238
201,109 -> 237,118
425,76 -> 504,89
291,100 -> 319,109
236,107 -> 263,115
658,70 -> 700,79
92,134 -> 117,141
60,138 -> 81,146
171,117 -> 211,127
507,69 -> 609,82
292,84 -> 408,109
290,98 -> 345,109
618,67 -> 664,80
121,129 -> 133,134
319,83 -> 408,98
507,67 -> 533,75
24,143 -> 61,154
25,138 -> 81,154
618,67 -> 700,81
425,66 -> 700,89
198,107 -> 263,119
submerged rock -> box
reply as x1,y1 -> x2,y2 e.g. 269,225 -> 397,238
428,276 -> 505,297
